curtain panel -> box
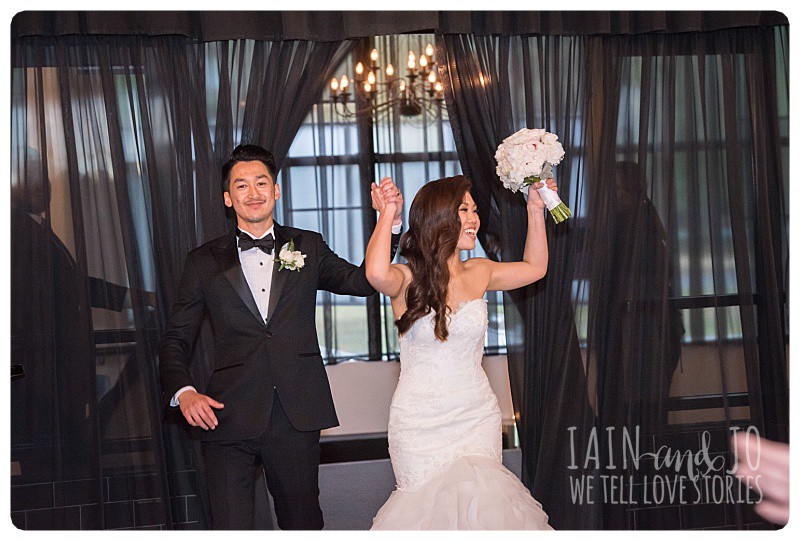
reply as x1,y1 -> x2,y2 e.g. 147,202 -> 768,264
10,33 -> 352,529
438,24 -> 788,529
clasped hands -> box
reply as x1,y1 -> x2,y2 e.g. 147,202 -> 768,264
371,177 -> 404,225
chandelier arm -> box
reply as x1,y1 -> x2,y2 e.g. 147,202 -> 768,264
333,99 -> 356,119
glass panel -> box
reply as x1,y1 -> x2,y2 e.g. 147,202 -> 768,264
316,298 -> 369,361
680,305 -> 744,343
288,109 -> 359,157
287,166 -> 321,210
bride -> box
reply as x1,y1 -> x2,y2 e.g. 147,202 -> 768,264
366,174 -> 556,530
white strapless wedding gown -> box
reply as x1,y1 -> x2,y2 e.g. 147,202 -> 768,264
371,299 -> 552,530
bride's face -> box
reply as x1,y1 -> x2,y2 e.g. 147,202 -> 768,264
456,191 -> 480,251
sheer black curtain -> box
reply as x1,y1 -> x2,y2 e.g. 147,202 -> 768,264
439,23 -> 788,530
585,25 -> 789,528
439,33 -> 596,530
11,33 -> 351,529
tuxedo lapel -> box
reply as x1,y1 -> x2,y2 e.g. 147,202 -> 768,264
213,233 -> 266,326
265,223 -> 294,326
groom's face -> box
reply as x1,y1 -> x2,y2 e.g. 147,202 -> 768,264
224,160 -> 281,229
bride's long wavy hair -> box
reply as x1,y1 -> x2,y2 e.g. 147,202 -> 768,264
396,175 -> 472,341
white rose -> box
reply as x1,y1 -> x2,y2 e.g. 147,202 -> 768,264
279,248 -> 292,261
500,130 -> 528,147
293,252 -> 306,268
542,132 -> 558,145
544,141 -> 565,166
529,155 -> 546,177
502,178 -> 522,192
502,128 -> 544,147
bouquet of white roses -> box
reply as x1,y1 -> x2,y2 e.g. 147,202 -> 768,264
495,128 -> 572,223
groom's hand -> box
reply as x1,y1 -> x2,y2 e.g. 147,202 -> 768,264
372,178 -> 403,225
179,390 -> 224,430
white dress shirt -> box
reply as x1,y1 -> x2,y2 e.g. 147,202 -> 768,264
237,225 -> 276,320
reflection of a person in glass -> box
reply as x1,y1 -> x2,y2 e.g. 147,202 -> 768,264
11,158 -> 98,482
598,161 -> 684,434
11,153 -> 131,483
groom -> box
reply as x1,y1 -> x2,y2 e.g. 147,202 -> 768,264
159,144 -> 402,529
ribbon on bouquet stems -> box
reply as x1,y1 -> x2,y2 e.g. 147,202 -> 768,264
522,163 -> 572,224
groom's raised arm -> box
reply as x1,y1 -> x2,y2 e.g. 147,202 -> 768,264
316,231 -> 401,296
317,179 -> 403,295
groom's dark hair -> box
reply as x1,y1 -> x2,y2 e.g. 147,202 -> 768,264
221,144 -> 278,193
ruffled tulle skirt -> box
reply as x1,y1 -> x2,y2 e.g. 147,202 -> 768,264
371,455 -> 553,530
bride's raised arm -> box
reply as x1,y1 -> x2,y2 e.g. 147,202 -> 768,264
483,178 -> 557,291
366,178 -> 407,298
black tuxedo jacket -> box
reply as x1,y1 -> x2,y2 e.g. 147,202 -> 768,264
159,222 -> 398,441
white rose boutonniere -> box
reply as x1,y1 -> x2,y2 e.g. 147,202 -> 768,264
277,239 -> 306,272
495,127 -> 572,223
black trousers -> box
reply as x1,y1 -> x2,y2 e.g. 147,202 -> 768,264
201,391 -> 323,530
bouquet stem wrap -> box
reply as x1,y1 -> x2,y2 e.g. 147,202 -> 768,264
524,164 -> 572,224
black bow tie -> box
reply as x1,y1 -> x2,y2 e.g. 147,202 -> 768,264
238,232 -> 275,254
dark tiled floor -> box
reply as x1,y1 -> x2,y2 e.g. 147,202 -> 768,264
10,425 -> 776,531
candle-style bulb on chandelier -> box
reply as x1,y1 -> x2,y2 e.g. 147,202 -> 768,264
329,42 -> 445,121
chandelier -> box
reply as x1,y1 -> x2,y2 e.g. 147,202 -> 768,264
328,43 -> 445,121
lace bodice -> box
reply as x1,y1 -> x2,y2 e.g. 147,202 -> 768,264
388,298 -> 502,491
397,298 -> 488,377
